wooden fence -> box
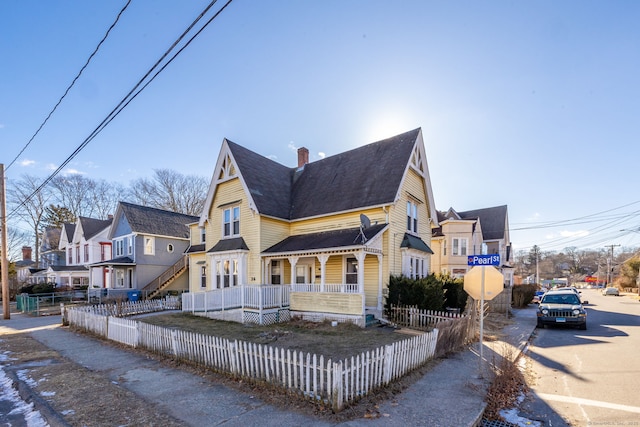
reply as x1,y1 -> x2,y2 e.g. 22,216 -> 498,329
387,305 -> 475,357
65,302 -> 438,411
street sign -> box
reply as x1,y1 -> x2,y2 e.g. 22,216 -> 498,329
467,254 -> 500,266
463,265 -> 504,301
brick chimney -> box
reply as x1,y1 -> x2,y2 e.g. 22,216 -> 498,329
297,147 -> 309,168
22,246 -> 32,261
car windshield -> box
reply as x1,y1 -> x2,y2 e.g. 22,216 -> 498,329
542,294 -> 580,305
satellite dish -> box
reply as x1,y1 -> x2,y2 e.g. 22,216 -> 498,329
360,214 -> 371,229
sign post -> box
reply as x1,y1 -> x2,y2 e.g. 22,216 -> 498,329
464,255 -> 503,377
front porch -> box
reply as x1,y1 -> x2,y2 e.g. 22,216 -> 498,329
182,282 -> 375,326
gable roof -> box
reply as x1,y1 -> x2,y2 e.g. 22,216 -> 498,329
118,202 -> 198,239
457,205 -> 508,241
78,216 -> 112,240
62,223 -> 75,243
212,128 -> 430,223
289,129 -> 421,219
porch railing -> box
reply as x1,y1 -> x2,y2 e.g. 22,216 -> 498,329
182,285 -> 290,313
290,283 -> 360,293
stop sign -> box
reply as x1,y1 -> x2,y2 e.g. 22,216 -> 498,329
464,266 -> 504,301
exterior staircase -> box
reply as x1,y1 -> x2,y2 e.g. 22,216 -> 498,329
142,256 -> 188,299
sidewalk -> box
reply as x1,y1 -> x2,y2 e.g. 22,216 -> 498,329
0,306 -> 538,427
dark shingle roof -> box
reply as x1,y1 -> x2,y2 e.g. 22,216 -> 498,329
208,237 -> 249,253
119,202 -> 198,239
457,205 -> 508,241
227,140 -> 293,219
186,244 -> 206,253
49,265 -> 89,272
227,128 -> 421,220
63,223 -> 76,242
400,233 -> 434,254
79,216 -> 112,240
263,223 -> 387,254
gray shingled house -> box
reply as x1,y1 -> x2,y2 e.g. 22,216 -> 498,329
90,202 -> 198,299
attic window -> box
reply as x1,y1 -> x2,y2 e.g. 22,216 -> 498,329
223,206 -> 240,238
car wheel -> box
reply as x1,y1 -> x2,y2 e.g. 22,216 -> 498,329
536,320 -> 544,328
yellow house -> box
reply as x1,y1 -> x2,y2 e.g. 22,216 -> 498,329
183,128 -> 438,326
430,205 -> 514,286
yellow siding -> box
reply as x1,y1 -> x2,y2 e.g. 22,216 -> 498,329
290,208 -> 385,236
387,168 -> 434,276
324,256 -> 343,284
291,293 -> 363,316
260,216 -> 290,251
188,253 -> 207,292
363,254 -> 379,307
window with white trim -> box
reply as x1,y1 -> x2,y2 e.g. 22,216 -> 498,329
116,270 -> 125,287
345,257 -> 358,284
84,244 -> 89,263
271,260 -> 281,285
443,240 -> 447,256
407,201 -> 418,233
115,239 -> 124,257
127,236 -> 133,255
68,248 -> 72,264
200,228 -> 206,244
223,206 -> 240,237
144,236 -> 155,255
200,266 -> 206,288
452,238 -> 468,256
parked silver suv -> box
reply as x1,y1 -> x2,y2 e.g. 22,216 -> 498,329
536,289 -> 587,330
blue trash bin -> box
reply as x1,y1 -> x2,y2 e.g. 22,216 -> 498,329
128,290 -> 140,302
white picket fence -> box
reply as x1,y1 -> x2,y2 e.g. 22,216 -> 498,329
65,296 -> 180,318
66,304 -> 438,411
387,305 -> 464,330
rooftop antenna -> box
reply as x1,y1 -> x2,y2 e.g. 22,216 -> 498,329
355,214 -> 371,244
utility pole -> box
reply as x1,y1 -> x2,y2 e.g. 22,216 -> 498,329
1,164 -> 10,319
604,244 -> 620,286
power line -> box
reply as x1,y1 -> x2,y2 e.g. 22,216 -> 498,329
8,0 -> 234,220
5,0 -> 133,171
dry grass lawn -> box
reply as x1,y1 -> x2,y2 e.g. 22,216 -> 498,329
138,312 -> 412,361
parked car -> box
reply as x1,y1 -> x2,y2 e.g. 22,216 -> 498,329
536,289 -> 587,330
532,290 -> 545,304
602,287 -> 619,296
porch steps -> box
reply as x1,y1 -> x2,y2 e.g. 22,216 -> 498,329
365,313 -> 380,327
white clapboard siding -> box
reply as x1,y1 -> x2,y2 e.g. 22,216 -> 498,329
66,305 -> 439,412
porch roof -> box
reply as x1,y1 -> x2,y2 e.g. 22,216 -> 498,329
262,223 -> 387,256
48,265 -> 89,272
400,233 -> 434,254
208,237 -> 249,253
90,256 -> 135,267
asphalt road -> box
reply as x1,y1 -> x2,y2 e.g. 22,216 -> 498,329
519,289 -> 640,426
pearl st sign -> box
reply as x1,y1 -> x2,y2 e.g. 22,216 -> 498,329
467,254 -> 500,266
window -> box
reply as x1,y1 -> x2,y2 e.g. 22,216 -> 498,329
75,245 -> 80,264
68,248 -> 72,264
223,206 -> 240,237
167,244 -> 174,253
271,260 -> 281,285
215,261 -> 221,289
345,257 -> 358,284
144,236 -> 155,255
403,254 -> 428,279
452,238 -> 468,256
223,260 -> 230,287
116,270 -> 125,288
84,244 -> 89,263
115,239 -> 124,257
200,266 -> 206,288
407,201 -> 418,233
200,228 -> 206,244
443,240 -> 447,256
127,236 -> 133,255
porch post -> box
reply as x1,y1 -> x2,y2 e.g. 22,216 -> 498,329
317,254 -> 329,292
288,256 -> 299,287
377,253 -> 383,311
354,252 -> 366,293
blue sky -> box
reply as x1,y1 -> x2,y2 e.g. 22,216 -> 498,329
2,0 -> 640,255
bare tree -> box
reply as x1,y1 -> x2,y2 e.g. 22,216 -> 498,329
50,175 -> 96,218
128,169 -> 207,215
90,179 -> 125,219
5,225 -> 32,262
6,174 -> 53,264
